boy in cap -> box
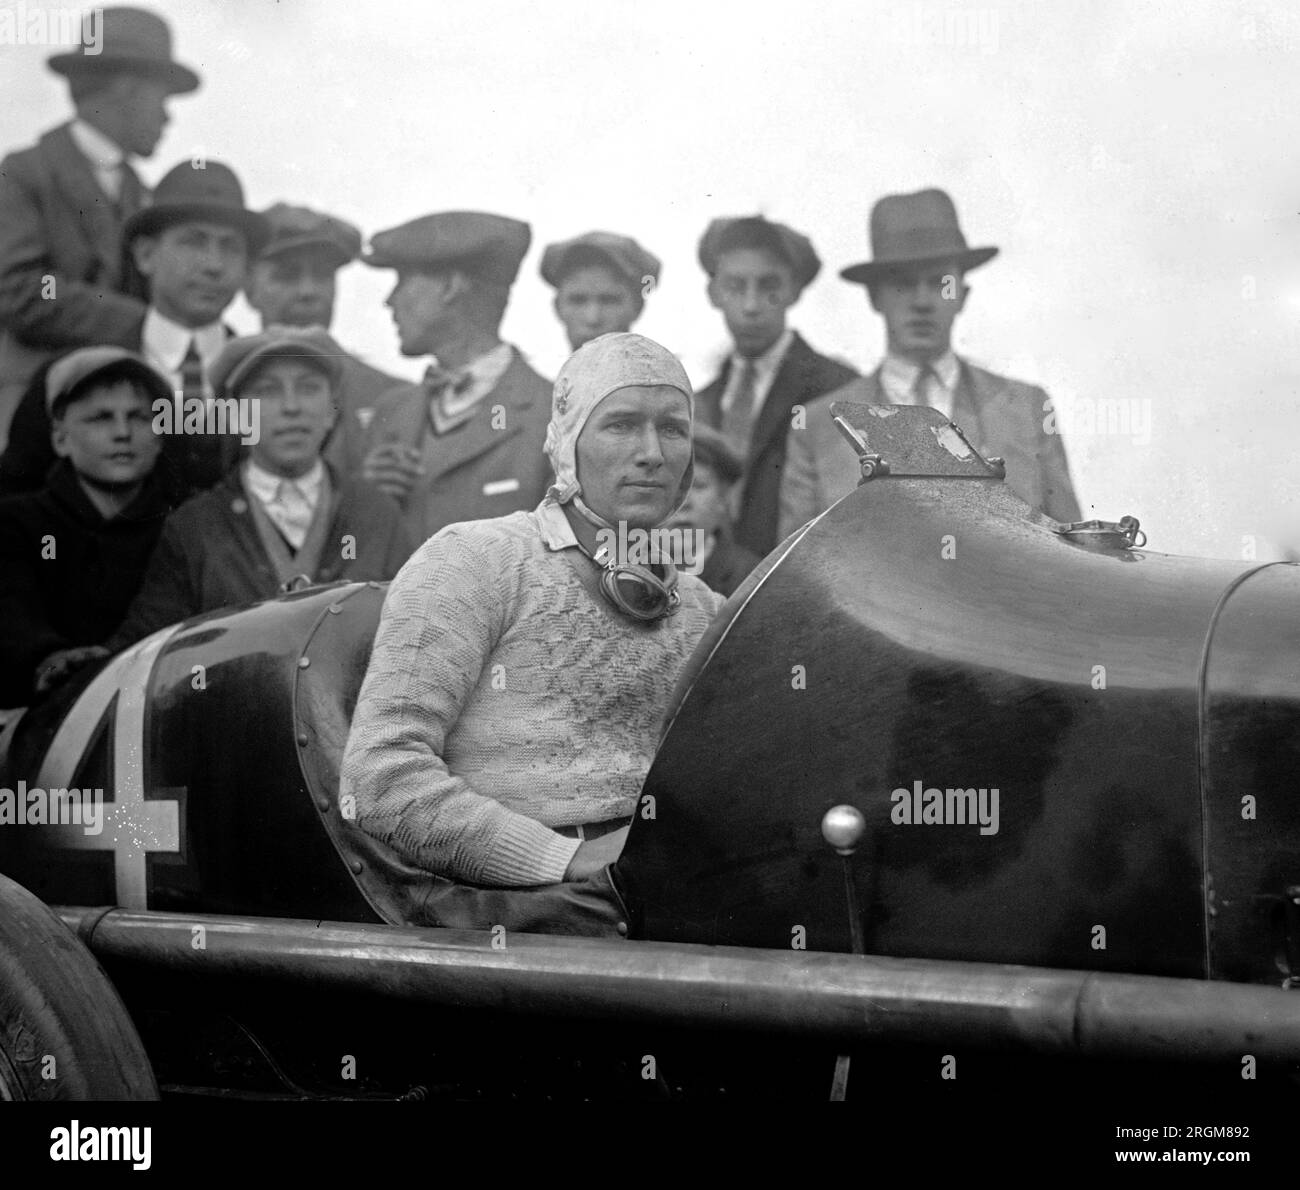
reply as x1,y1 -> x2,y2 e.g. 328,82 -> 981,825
0,159 -> 267,501
697,215 -> 858,558
0,346 -> 172,706
361,210 -> 553,542
540,231 -> 660,351
0,6 -> 201,449
245,203 -> 402,475
107,327 -> 412,650
780,189 -> 1082,538
664,421 -> 761,598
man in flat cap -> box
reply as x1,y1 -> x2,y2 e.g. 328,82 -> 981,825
361,210 -> 553,542
245,204 -> 402,475
540,231 -> 660,352
696,215 -> 858,560
0,6 -> 201,451
779,189 -> 1082,538
0,159 -> 267,503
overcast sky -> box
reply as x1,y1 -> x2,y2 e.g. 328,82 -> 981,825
4,0 -> 1298,558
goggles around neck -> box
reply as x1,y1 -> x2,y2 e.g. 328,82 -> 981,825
589,540 -> 681,623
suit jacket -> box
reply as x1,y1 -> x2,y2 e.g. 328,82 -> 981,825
325,351 -> 404,477
0,123 -> 149,447
0,460 -> 171,706
696,332 -> 858,557
108,465 -> 414,650
364,346 -> 553,543
778,359 -> 1084,540
0,323 -> 242,501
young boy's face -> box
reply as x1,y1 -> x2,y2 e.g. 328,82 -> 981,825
51,380 -> 161,487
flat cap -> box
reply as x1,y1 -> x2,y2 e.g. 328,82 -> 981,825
540,231 -> 661,291
210,327 -> 344,397
365,211 -> 531,286
46,346 -> 172,415
258,203 -> 363,270
698,215 -> 821,291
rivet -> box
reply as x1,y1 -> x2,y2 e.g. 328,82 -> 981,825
316,798 -> 330,812
349,860 -> 363,875
297,733 -> 308,746
328,604 -> 342,615
616,921 -> 628,937
298,656 -> 310,668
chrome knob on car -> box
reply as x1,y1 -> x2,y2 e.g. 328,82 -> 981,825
821,804 -> 866,855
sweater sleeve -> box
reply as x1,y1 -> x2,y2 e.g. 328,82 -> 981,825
341,527 -> 580,887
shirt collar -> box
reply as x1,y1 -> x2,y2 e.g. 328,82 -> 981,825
69,118 -> 126,169
436,342 -> 514,416
143,308 -> 227,373
732,327 -> 794,385
244,458 -> 325,505
535,497 -> 581,552
882,350 -> 960,393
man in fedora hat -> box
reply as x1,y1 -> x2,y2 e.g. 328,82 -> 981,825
540,231 -> 660,352
779,188 -> 1082,539
244,203 -> 402,476
0,6 -> 201,450
360,210 -> 553,542
0,159 -> 267,503
696,215 -> 858,559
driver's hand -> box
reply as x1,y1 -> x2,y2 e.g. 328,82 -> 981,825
563,825 -> 630,882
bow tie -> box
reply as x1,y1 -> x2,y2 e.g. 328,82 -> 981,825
423,365 -> 474,396
424,365 -> 477,436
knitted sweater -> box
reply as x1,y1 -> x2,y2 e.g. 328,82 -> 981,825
341,501 -> 723,887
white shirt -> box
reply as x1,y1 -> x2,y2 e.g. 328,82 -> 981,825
719,328 -> 795,424
142,308 -> 227,399
69,118 -> 127,201
879,350 -> 961,421
245,459 -> 325,550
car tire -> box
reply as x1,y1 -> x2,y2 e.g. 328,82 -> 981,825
0,874 -> 157,1100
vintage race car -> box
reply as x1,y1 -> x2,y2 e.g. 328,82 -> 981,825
1,404 -> 1298,1106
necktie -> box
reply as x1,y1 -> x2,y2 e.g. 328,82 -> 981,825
911,363 -> 937,407
174,338 -> 220,494
271,479 -> 314,551
722,358 -> 758,459
425,366 -> 477,436
180,338 -> 205,406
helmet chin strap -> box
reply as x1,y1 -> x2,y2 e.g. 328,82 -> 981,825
569,496 -> 681,623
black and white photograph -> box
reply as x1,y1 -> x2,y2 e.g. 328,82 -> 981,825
0,0 -> 1297,1171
